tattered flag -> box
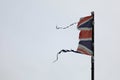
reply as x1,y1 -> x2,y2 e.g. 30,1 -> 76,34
54,13 -> 94,62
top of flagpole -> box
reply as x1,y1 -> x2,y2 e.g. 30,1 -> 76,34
91,11 -> 94,16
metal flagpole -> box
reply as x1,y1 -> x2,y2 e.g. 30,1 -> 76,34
91,11 -> 94,80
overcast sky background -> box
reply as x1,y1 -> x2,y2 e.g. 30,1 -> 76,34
0,0 -> 120,80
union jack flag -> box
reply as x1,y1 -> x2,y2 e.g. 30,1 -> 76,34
53,13 -> 94,62
77,15 -> 94,56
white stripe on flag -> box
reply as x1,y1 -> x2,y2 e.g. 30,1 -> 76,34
78,44 -> 93,55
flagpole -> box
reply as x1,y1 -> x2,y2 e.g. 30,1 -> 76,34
91,11 -> 94,80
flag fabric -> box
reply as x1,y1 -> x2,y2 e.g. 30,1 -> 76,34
54,13 -> 94,62
77,15 -> 94,56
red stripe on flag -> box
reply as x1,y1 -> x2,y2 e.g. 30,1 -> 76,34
77,16 -> 93,27
77,47 -> 92,56
79,30 -> 92,39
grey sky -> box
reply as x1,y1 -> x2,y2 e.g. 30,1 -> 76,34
0,0 -> 120,80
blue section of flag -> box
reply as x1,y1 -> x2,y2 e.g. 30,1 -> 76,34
78,18 -> 93,29
79,41 -> 93,51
